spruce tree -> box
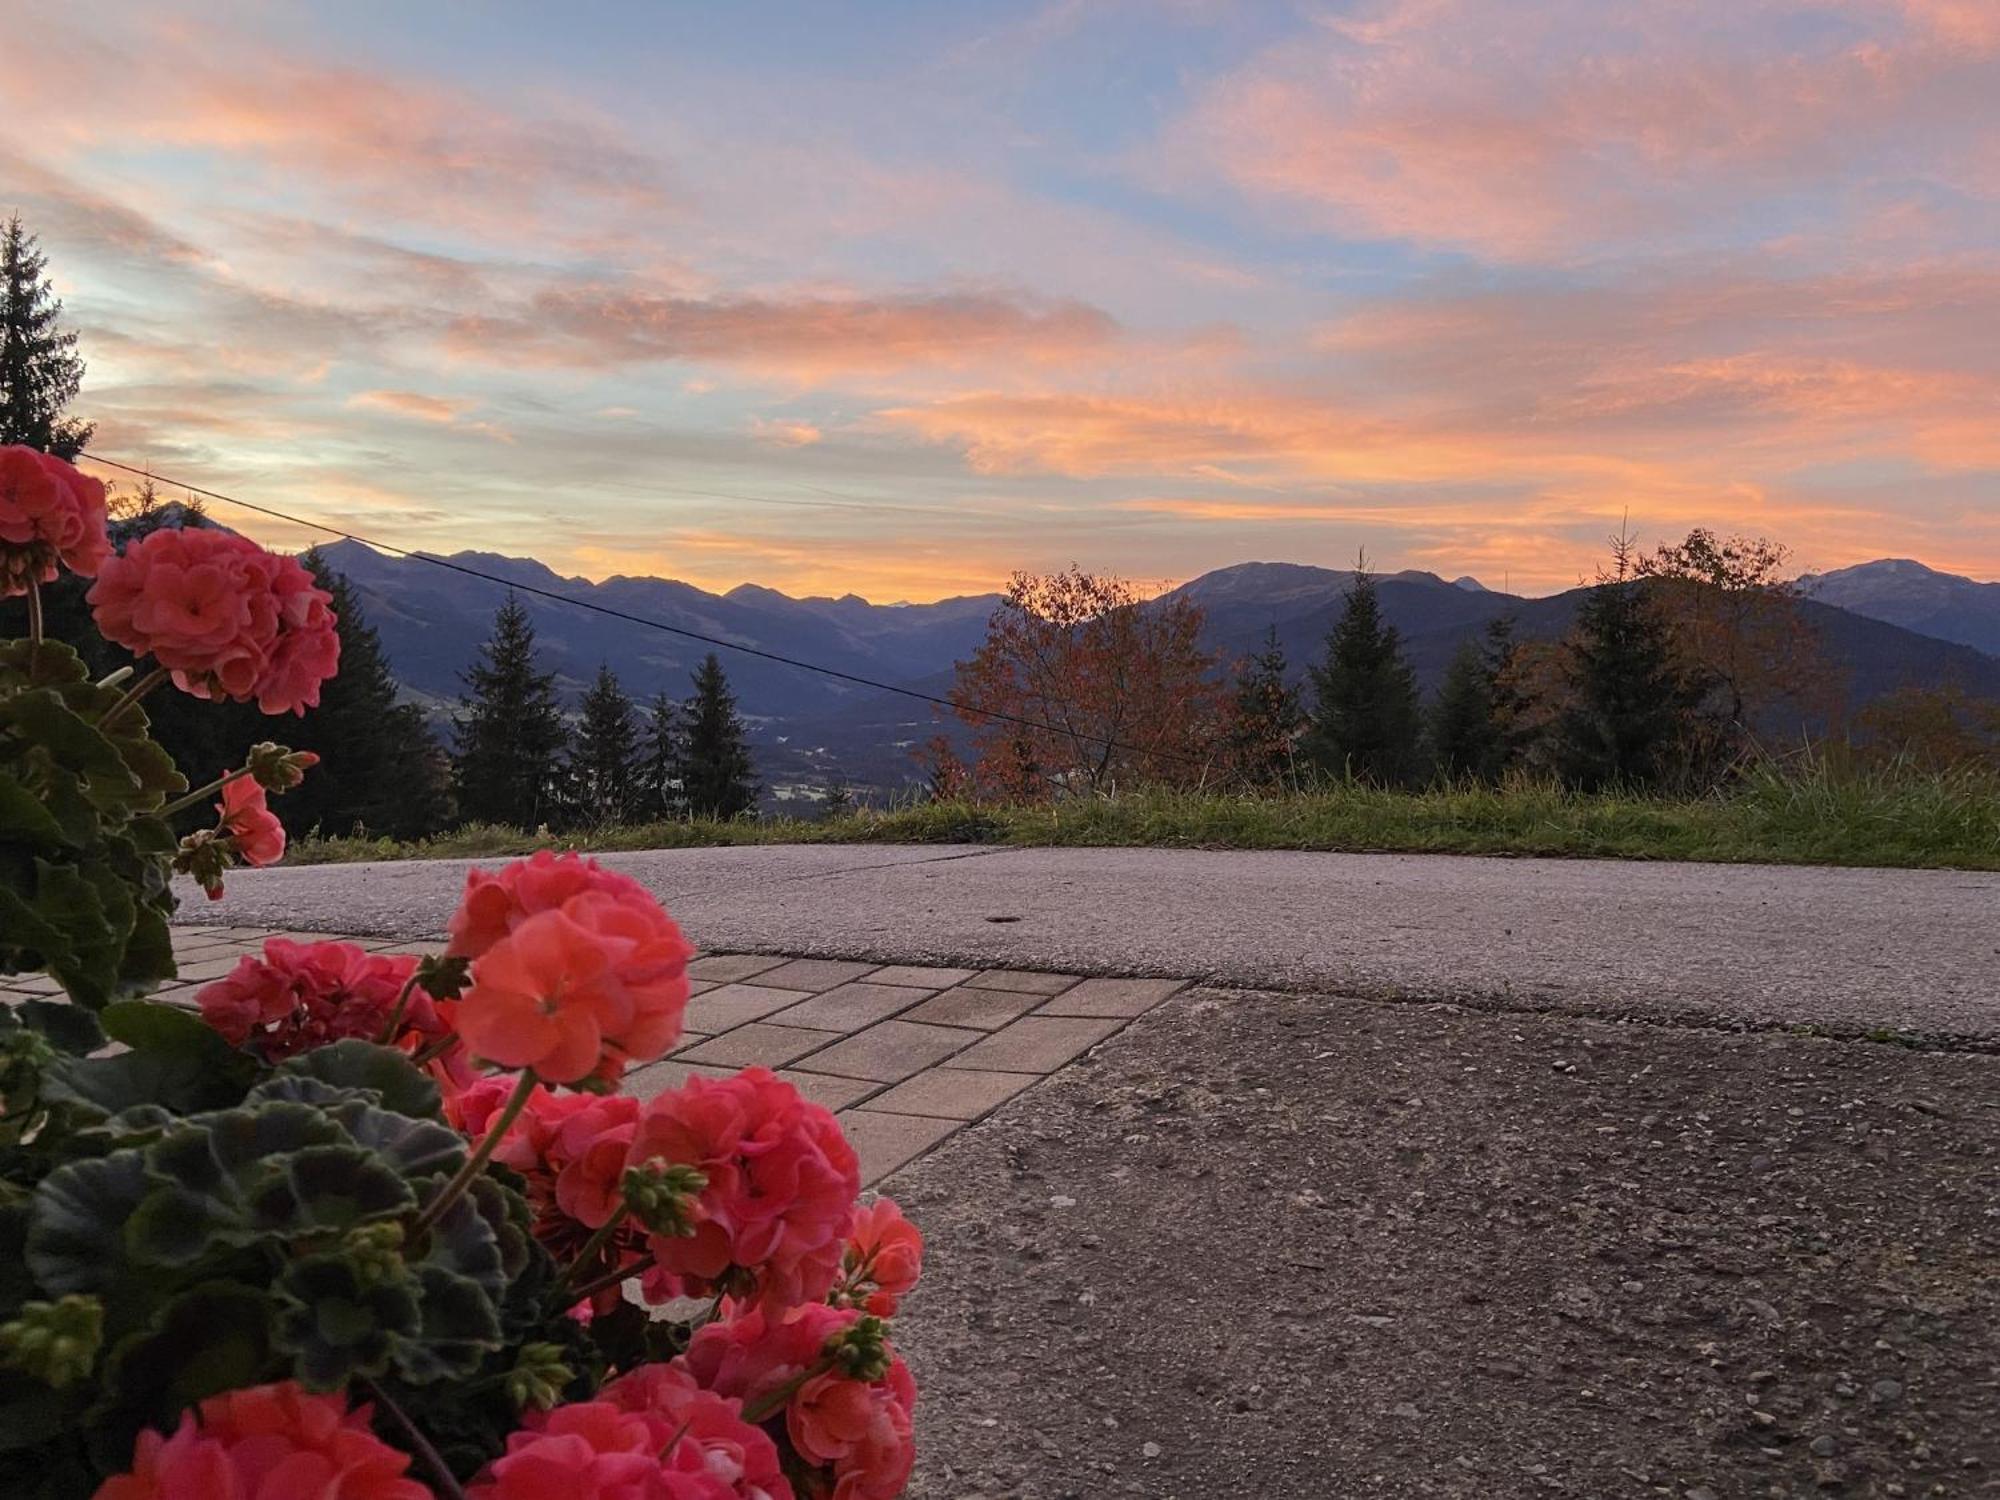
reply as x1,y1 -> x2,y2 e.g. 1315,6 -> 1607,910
1428,639 -> 1497,782
1304,565 -> 1422,786
1555,566 -> 1696,791
570,663 -> 641,827
0,216 -> 92,458
676,653 -> 758,819
638,692 -> 682,822
1225,625 -> 1303,788
453,596 -> 567,827
282,554 -> 449,839
1480,614 -> 1527,778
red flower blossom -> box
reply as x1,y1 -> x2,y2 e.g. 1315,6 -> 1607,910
217,774 -> 287,868
452,858 -> 691,1085
93,1379 -> 428,1500
834,1199 -> 923,1317
468,1395 -> 787,1500
598,1365 -> 792,1500
86,526 -> 339,715
627,1069 -> 860,1316
0,445 -> 110,596
684,1306 -> 915,1500
196,938 -> 449,1064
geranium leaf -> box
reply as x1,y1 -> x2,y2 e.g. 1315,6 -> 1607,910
273,1255 -> 421,1391
271,1041 -> 443,1121
0,772 -> 67,849
87,1283 -> 275,1474
392,1266 -> 502,1383
15,999 -> 105,1055
25,1151 -> 148,1295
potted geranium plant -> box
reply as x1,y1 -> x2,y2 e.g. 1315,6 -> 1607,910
0,445 -> 922,1499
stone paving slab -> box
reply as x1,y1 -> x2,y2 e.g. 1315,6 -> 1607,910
112,926 -> 1193,1187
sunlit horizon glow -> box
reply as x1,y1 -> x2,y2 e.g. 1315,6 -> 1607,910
4,0 -> 1997,602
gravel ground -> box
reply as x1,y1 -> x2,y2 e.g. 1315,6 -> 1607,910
888,988 -> 2000,1499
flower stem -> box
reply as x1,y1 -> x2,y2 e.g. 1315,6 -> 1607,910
568,1250 -> 655,1306
413,1069 -> 538,1237
25,583 -> 42,645
412,1033 -> 461,1067
550,1203 -> 630,1300
99,664 -> 169,730
159,764 -> 255,820
362,1377 -> 466,1500
742,1356 -> 835,1425
376,971 -> 423,1045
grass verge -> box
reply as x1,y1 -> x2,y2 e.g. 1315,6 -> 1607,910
287,763 -> 2000,871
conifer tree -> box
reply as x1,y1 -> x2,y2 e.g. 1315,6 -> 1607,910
638,692 -> 682,822
1428,639 -> 1498,782
1304,564 -> 1422,786
570,663 -> 641,827
0,216 -> 92,458
822,777 -> 854,818
1555,545 -> 1700,791
453,595 -> 567,827
1225,625 -> 1304,788
1480,614 -> 1528,778
281,554 -> 449,838
676,653 -> 758,819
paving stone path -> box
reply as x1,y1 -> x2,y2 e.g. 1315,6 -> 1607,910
124,925 -> 1187,1185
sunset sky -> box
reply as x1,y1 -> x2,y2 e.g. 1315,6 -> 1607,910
3,0 -> 1997,599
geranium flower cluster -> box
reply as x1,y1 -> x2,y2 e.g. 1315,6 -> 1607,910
87,524 -> 340,715
197,937 -> 452,1064
0,444 -> 111,597
106,852 -> 922,1500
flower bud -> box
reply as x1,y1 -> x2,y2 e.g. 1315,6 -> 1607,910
172,828 -> 230,900
0,1295 -> 104,1388
621,1159 -> 708,1238
824,1314 -> 891,1383
343,1221 -> 407,1287
504,1341 -> 574,1412
245,742 -> 320,793
414,953 -> 472,1002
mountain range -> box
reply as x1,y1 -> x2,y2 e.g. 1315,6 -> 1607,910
313,542 -> 2000,798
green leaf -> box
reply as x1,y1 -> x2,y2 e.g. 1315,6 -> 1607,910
0,690 -> 131,793
14,1000 -> 104,1056
117,909 -> 176,995
87,1283 -> 275,1473
100,1000 -> 229,1058
273,1255 -> 420,1390
392,1266 -> 503,1383
271,1041 -> 444,1121
0,773 -> 67,850
25,1152 -> 148,1295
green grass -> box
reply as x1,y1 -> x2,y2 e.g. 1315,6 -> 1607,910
286,762 -> 2000,871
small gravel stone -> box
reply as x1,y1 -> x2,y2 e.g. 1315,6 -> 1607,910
1810,1436 -> 1838,1458
1872,1379 -> 1904,1403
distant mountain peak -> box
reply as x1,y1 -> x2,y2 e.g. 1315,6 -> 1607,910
1451,575 -> 1488,592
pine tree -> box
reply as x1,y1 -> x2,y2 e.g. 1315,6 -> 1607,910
1480,614 -> 1527,778
822,777 -> 854,818
0,216 -> 92,458
570,663 -> 641,827
453,596 -> 567,827
281,554 -> 449,839
676,653 -> 758,819
1225,625 -> 1304,788
1304,565 -> 1422,786
637,692 -> 682,822
1429,639 -> 1497,782
1556,555 -> 1698,791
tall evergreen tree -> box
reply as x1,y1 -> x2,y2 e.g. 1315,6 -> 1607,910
637,692 -> 682,822
676,653 -> 758,819
1225,625 -> 1304,788
1304,565 -> 1422,786
453,596 -> 567,827
1429,639 -> 1498,782
1480,614 -> 1528,778
0,216 -> 92,458
1556,557 -> 1700,791
570,663 -> 641,827
282,554 -> 449,838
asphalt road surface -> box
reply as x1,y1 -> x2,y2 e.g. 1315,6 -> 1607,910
184,846 -> 2000,1041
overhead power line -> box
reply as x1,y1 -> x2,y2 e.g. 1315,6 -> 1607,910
83,455 -> 1232,780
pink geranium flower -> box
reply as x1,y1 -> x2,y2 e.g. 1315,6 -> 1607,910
93,1379 -> 428,1500
217,774 -> 287,867
469,1394 -> 788,1500
835,1199 -> 924,1317
196,938 -> 450,1064
0,445 -> 110,596
627,1069 -> 860,1315
87,526 -> 339,714
447,850 -> 664,961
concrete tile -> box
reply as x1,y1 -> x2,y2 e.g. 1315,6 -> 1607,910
865,1068 -> 1035,1122
2,973 -> 64,995
778,1070 -> 880,1111
944,1016 -> 1123,1075
837,1110 -> 962,1185
866,963 -> 979,989
687,954 -> 790,983
754,958 -> 880,992
677,1024 -> 841,1070
618,1058 -> 735,1100
168,952 -> 256,983
1037,976 -> 1187,1019
899,986 -> 1047,1031
769,981 -> 933,1033
798,1020 -> 979,1083
961,969 -> 1080,996
685,983 -> 815,1034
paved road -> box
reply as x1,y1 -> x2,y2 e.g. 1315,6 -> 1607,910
186,845 -> 2000,1039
